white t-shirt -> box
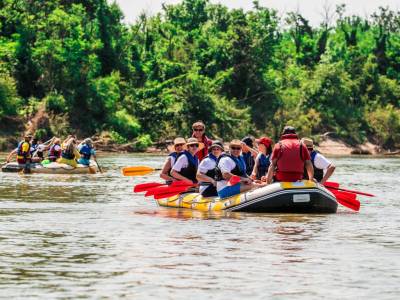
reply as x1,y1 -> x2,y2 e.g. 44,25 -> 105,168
164,155 -> 177,169
198,157 -> 217,193
313,153 -> 332,170
216,156 -> 237,192
52,144 -> 61,152
172,155 -> 189,172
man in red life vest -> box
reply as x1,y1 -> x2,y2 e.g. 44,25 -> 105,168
266,126 -> 314,183
192,121 -> 212,162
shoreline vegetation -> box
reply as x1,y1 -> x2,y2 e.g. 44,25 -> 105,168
0,0 -> 399,153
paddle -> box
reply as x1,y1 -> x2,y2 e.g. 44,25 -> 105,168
324,181 -> 375,197
134,182 -> 166,193
327,188 -> 360,211
93,157 -> 103,173
153,186 -> 193,200
122,166 -> 161,176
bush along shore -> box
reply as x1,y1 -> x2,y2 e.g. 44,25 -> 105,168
0,0 -> 399,152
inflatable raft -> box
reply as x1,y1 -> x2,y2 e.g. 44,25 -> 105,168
157,181 -> 338,213
1,161 -> 98,174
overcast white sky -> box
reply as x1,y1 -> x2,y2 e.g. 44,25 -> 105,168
113,0 -> 399,26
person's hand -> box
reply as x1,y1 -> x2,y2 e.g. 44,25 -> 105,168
242,177 -> 252,185
260,176 -> 267,182
250,174 -> 256,180
212,179 -> 217,186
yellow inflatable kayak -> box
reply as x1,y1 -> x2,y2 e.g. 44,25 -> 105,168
157,181 -> 338,213
1,161 -> 98,174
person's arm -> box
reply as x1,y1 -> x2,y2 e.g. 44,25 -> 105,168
196,172 -> 216,186
171,156 -> 193,183
250,155 -> 260,180
171,170 -> 192,183
321,164 -> 335,184
6,149 -> 17,163
305,160 -> 314,181
266,159 -> 277,184
241,142 -> 258,158
160,158 -> 174,182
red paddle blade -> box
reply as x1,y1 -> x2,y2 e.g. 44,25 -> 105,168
170,181 -> 195,187
228,175 -> 241,186
336,196 -> 360,211
324,181 -> 340,188
153,186 -> 191,199
134,182 -> 165,193
145,186 -> 169,197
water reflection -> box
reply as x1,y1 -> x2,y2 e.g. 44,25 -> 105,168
0,153 -> 399,299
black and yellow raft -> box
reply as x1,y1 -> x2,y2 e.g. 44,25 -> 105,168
1,161 -> 98,174
157,181 -> 338,213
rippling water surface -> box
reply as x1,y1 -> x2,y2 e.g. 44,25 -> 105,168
0,153 -> 399,299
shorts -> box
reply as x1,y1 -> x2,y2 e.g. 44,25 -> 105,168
217,183 -> 241,199
77,158 -> 90,166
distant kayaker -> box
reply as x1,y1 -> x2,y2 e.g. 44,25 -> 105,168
251,136 -> 272,181
196,141 -> 224,197
266,126 -> 314,183
48,138 -> 62,162
77,138 -> 96,166
16,134 -> 32,165
216,139 -> 256,198
171,137 -> 200,183
160,137 -> 186,184
301,138 -> 336,184
192,121 -> 212,162
57,138 -> 80,168
241,136 -> 258,176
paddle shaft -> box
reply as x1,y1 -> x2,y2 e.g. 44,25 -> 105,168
325,185 -> 374,197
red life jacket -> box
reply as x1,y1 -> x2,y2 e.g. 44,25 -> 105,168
275,134 -> 307,181
192,134 -> 212,162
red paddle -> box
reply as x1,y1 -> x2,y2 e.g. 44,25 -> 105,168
153,186 -> 193,199
327,188 -> 360,211
170,181 -> 196,187
324,181 -> 375,197
134,182 -> 165,193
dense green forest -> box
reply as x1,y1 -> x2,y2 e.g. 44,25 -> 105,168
0,0 -> 399,149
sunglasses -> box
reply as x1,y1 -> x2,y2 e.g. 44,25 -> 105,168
188,144 -> 199,148
193,128 -> 204,132
230,147 -> 241,151
175,143 -> 185,147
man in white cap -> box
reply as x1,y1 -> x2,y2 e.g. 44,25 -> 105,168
301,138 -> 336,184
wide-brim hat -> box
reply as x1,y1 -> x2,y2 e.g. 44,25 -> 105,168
186,137 -> 204,150
229,139 -> 242,148
209,141 -> 224,151
256,137 -> 272,148
241,136 -> 253,148
301,138 -> 314,148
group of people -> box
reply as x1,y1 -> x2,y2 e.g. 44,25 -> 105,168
6,134 -> 97,168
160,121 -> 336,199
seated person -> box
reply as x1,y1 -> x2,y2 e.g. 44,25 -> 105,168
216,140 -> 255,199
160,137 -> 186,184
57,138 -> 80,168
171,138 -> 200,184
48,138 -> 62,162
301,138 -> 336,184
196,141 -> 224,197
77,138 -> 96,166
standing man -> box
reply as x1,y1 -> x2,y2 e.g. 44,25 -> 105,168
16,134 -> 32,165
192,121 -> 212,162
301,138 -> 336,184
266,126 -> 314,183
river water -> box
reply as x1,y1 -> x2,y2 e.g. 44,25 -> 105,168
0,153 -> 399,299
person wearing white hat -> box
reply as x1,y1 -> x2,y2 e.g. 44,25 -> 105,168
171,137 -> 200,183
196,141 -> 224,197
160,137 -> 186,183
301,138 -> 336,184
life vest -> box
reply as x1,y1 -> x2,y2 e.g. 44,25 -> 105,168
48,144 -> 61,160
61,144 -> 75,160
17,141 -> 31,159
242,151 -> 255,176
256,153 -> 271,180
30,143 -> 38,155
193,134 -> 212,162
177,150 -> 199,183
199,153 -> 218,186
275,134 -> 306,181
79,144 -> 92,160
215,153 -> 247,181
303,150 -> 324,182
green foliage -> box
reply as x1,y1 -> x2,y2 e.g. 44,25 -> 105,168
0,0 -> 399,148
0,74 -> 19,119
135,134 -> 153,152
